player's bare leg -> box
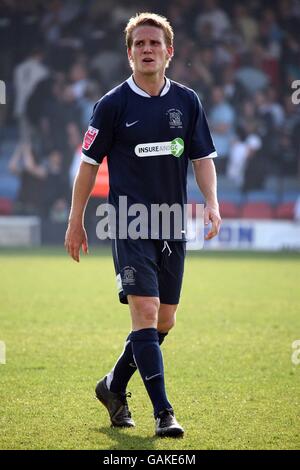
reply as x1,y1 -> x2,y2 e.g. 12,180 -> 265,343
157,304 -> 177,334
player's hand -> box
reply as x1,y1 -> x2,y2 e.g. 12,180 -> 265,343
204,204 -> 221,240
64,222 -> 89,262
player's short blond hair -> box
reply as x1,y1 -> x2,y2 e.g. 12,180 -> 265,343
125,12 -> 174,49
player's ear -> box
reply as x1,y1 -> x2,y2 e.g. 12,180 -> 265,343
167,46 -> 174,60
127,48 -> 134,70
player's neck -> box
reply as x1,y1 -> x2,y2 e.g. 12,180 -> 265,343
132,72 -> 166,97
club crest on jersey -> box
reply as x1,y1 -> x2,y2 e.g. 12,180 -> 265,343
83,126 -> 99,150
166,109 -> 183,128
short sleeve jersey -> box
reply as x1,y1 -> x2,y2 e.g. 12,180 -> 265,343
81,76 -> 217,239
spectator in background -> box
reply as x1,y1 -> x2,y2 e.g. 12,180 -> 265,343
227,132 -> 262,188
69,141 -> 82,190
42,149 -> 68,221
90,34 -> 125,89
254,90 -> 281,164
9,142 -> 45,215
242,134 -> 265,192
214,26 -> 245,68
292,119 -> 300,178
9,142 -> 68,220
195,0 -> 231,40
167,0 -> 199,36
169,34 -> 196,86
264,88 -> 285,128
78,80 -> 103,128
233,4 -> 258,48
220,64 -> 246,107
41,0 -> 81,45
195,19 -> 216,49
251,39 -> 280,90
66,62 -> 89,101
38,73 -> 82,165
209,85 -> 235,173
190,47 -> 216,101
238,99 -> 259,136
66,122 -> 82,164
281,31 -> 300,89
283,93 -> 300,136
259,8 -> 284,52
235,51 -> 270,94
13,48 -> 49,140
273,129 -> 298,176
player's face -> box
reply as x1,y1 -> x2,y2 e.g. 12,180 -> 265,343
128,26 -> 173,76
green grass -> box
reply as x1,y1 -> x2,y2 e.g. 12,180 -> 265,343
0,248 -> 300,450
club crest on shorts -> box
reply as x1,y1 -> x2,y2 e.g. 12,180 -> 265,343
83,126 -> 99,150
121,266 -> 136,286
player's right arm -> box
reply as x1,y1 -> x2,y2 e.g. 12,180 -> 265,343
65,93 -> 116,261
65,161 -> 98,262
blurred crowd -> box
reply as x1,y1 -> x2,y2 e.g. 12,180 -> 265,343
0,0 -> 300,220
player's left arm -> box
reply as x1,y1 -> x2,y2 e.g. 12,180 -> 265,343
192,158 -> 221,240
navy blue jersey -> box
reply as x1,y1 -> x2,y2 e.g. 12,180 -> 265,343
82,76 -> 217,239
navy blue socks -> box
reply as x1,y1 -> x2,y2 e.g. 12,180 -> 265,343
107,330 -> 168,394
130,328 -> 172,417
106,332 -> 136,393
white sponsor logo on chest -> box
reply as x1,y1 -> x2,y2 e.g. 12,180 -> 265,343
134,138 -> 184,158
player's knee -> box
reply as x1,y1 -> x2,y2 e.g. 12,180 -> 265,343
130,297 -> 159,326
140,303 -> 159,325
158,316 -> 176,333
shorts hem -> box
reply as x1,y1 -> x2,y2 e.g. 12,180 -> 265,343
119,289 -> 159,304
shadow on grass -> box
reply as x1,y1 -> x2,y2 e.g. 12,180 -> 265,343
90,426 -> 158,450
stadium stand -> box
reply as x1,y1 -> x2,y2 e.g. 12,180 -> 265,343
282,191 -> 300,203
217,189 -> 245,205
274,201 -> 295,219
241,202 -> 274,219
245,190 -> 279,205
0,0 -> 299,235
219,201 -> 240,219
0,197 -> 13,215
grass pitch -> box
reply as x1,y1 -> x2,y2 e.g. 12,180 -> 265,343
0,248 -> 299,450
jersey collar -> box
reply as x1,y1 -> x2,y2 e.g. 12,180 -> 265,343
126,75 -> 171,98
